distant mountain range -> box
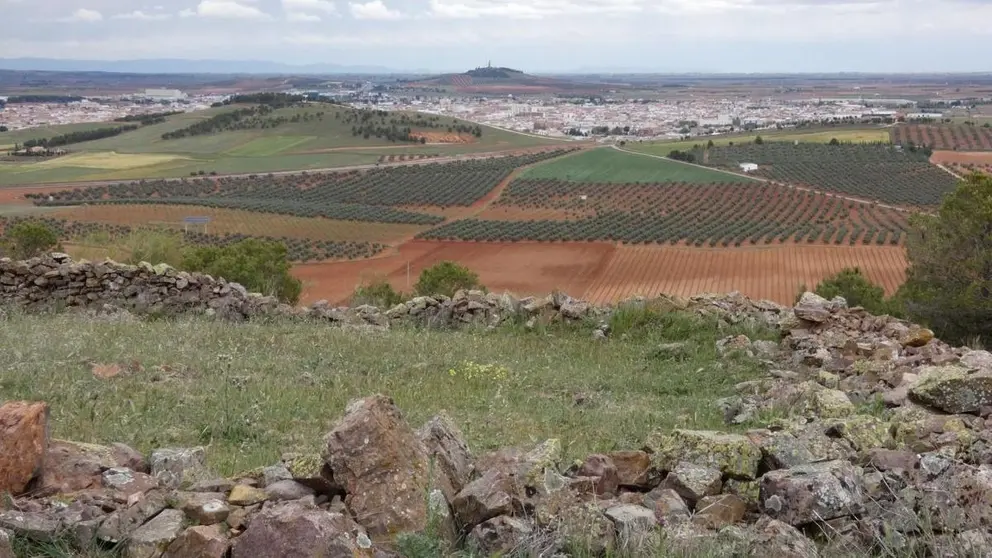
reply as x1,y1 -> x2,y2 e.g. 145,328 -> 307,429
0,58 -> 420,75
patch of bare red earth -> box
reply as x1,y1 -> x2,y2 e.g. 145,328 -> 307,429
930,151 -> 992,165
294,240 -> 908,307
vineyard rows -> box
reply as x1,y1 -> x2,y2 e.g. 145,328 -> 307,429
29,150 -> 577,225
0,216 -> 384,263
892,124 -> 992,151
695,143 -> 957,206
422,180 -> 909,247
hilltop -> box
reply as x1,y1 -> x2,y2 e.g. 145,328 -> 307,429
1,253 -> 991,556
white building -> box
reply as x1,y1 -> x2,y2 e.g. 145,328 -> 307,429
143,89 -> 187,101
739,163 -> 759,173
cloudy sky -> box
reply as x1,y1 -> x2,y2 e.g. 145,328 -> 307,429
1,0 -> 990,73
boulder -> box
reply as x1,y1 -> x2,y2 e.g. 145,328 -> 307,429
900,328 -> 934,348
608,450 -> 655,488
746,516 -> 819,558
467,516 -> 533,556
605,504 -> 658,551
794,292 -> 832,323
126,508 -> 185,558
0,511 -> 60,542
323,395 -> 450,541
642,487 -> 690,526
451,469 -> 524,527
536,492 -> 615,555
0,401 -> 49,495
42,440 -> 119,493
961,350 -> 992,371
111,443 -> 149,473
576,454 -> 619,496
228,484 -> 268,506
660,462 -> 722,508
646,429 -> 761,480
150,447 -> 208,489
760,460 -> 865,526
417,413 -> 474,500
691,494 -> 747,530
264,480 -> 316,502
163,524 -> 230,558
102,467 -> 159,497
910,367 -> 992,414
232,502 -> 371,558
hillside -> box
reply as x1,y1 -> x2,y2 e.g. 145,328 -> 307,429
0,102 -> 565,184
0,255 -> 990,556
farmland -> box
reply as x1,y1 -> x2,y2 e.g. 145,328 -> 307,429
694,142 -> 957,206
892,123 -> 992,151
628,126 -> 892,156
521,147 -> 739,183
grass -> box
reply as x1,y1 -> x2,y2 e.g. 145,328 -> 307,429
0,308 -> 774,476
521,148 -> 741,183
30,152 -> 189,170
628,127 -> 892,157
226,136 -> 315,157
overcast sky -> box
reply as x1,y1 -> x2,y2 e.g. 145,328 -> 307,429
2,0 -> 990,73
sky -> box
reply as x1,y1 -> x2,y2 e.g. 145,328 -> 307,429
2,0 -> 991,73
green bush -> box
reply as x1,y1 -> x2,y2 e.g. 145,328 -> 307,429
3,221 -> 59,259
414,261 -> 483,298
352,277 -> 406,307
897,172 -> 992,344
812,267 -> 898,316
182,238 -> 302,304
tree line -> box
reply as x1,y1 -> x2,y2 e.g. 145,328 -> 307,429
115,110 -> 183,126
16,125 -> 138,151
2,95 -> 84,105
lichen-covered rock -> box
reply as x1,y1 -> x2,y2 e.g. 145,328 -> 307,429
323,394 -> 452,542
150,447 -> 208,489
0,401 -> 49,496
536,491 -> 615,555
760,460 -> 865,526
0,512 -> 60,542
102,467 -> 158,497
42,440 -> 120,493
228,484 -> 268,506
910,366 -> 992,414
792,381 -> 856,418
126,509 -> 185,558
646,429 -> 761,480
177,493 -> 229,525
232,501 -> 371,558
660,462 -> 722,507
824,415 -> 895,453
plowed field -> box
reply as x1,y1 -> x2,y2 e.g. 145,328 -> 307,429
294,240 -> 908,306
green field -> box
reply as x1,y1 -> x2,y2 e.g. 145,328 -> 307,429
627,126 -> 891,157
0,103 -> 567,184
522,147 -> 746,183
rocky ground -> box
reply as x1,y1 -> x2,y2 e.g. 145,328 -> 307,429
2,291 -> 992,557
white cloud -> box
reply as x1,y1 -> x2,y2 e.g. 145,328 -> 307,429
193,0 -> 270,19
112,10 -> 172,20
349,0 -> 402,19
67,8 -> 103,21
428,0 -> 644,19
286,10 -> 322,20
282,0 -> 338,14
178,8 -> 196,17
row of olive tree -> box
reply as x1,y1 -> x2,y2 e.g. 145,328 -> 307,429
808,172 -> 992,345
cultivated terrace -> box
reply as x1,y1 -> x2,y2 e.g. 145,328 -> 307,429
2,255 -> 992,557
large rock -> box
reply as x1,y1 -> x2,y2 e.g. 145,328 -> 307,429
608,450 -> 655,488
605,504 -> 658,551
127,508 -> 185,558
794,292 -> 833,323
323,395 -> 450,541
451,469 -> 524,527
691,494 -> 746,530
576,454 -> 619,496
150,447 -> 208,489
41,440 -> 119,493
660,462 -> 722,508
746,516 -> 819,558
646,429 -> 761,480
0,511 -> 60,542
910,366 -> 992,414
0,401 -> 49,495
232,501 -> 371,558
536,492 -> 615,555
643,487 -> 690,526
97,490 -> 168,543
417,413 -> 474,500
102,467 -> 159,497
467,516 -> 533,556
264,479 -> 315,502
163,524 -> 230,558
760,460 -> 865,526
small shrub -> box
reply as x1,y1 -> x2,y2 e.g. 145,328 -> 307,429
182,238 -> 302,304
414,261 -> 483,298
813,267 -> 899,316
3,221 -> 59,259
352,277 -> 405,307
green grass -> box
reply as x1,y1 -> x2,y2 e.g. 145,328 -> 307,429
627,126 -> 891,157
522,147 -> 743,183
226,136 -> 315,157
0,309 -> 773,476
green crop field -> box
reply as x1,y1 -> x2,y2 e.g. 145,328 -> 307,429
627,127 -> 891,157
0,103 -> 568,185
522,147 -> 746,183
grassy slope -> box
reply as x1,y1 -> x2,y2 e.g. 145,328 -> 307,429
628,127 -> 891,157
0,105 -> 565,185
0,309 -> 772,475
522,147 -> 746,183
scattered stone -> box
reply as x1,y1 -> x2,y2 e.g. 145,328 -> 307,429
163,524 -> 231,558
150,447 -> 208,489
760,460 -> 865,526
692,494 -> 747,529
232,502 -> 369,558
127,508 -> 185,558
228,484 -> 268,506
265,480 -> 315,502
646,429 -> 761,480
468,515 -> 533,556
111,443 -> 149,473
0,401 -> 49,496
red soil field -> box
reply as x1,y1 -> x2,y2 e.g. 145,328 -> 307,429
930,151 -> 992,165
293,240 -> 908,307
